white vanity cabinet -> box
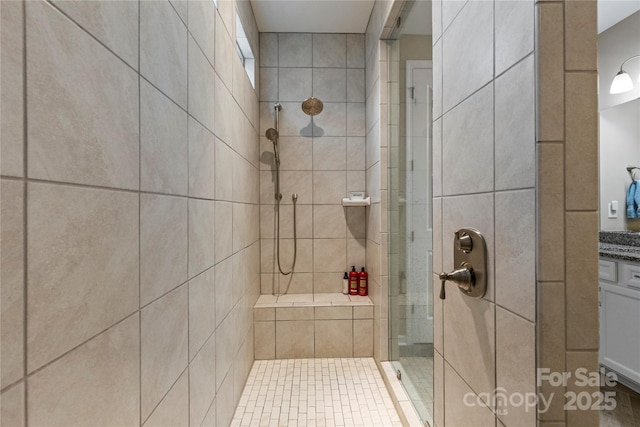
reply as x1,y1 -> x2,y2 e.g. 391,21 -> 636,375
599,258 -> 640,391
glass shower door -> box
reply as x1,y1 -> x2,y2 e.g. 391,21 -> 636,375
388,43 -> 434,426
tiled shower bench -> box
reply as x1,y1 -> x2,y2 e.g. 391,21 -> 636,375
253,293 -> 374,359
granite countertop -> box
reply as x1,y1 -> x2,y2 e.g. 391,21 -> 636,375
599,231 -> 640,262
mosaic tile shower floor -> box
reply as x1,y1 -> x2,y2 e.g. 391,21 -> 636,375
231,358 -> 403,427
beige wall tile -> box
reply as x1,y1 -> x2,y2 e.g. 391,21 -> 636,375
353,319 -> 373,357
188,198 -> 215,277
275,320 -> 314,358
280,33 -> 312,67
187,0 -> 215,66
537,143 -> 565,281
188,267 -> 216,359
140,194 -> 188,306
214,11 -> 234,90
315,306 -> 352,320
143,370 -> 189,427
28,315 -> 139,427
442,84 -> 494,195
1,382 -> 24,427
189,335 -> 216,427
276,307 -> 314,321
353,305 -> 373,319
315,319 -> 352,357
495,0 -> 534,75
260,33 -> 277,67
188,118 -> 216,200
254,321 -> 275,360
214,138 -> 234,201
566,212 -> 599,350
140,80 -> 188,195
27,1 -> 139,189
1,180 -> 24,387
444,362 -> 496,427
313,171 -> 346,205
496,308 -> 536,426
565,0 -> 597,71
214,257 -> 234,328
443,290 -> 495,403
314,34 -> 346,68
141,287 -> 188,421
566,351 -> 599,427
313,205 -> 346,238
277,272 -> 314,294
140,0 -> 187,107
215,309 -> 238,390
51,0 -> 138,69
442,0 -> 493,113
188,35 -> 216,133
538,282 -> 567,422
313,102 -> 347,137
314,239 -> 347,273
0,0 -> 24,177
214,201 -> 233,263
215,365 -> 236,427
432,119 -> 442,197
27,183 -> 138,372
313,137 -> 347,171
347,34 -> 365,68
565,72 -> 598,211
536,2 -> 564,141
495,54 -> 535,191
495,190 -> 536,321
313,272 -> 343,294
254,308 -> 275,321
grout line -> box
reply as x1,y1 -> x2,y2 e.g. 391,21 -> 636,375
138,0 -> 142,424
22,0 -> 29,423
185,0 -> 191,423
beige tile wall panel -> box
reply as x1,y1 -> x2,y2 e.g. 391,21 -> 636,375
140,286 -> 188,421
51,0 -> 138,69
27,1 -> 139,189
140,80 -> 189,196
143,370 -> 189,427
27,183 -> 138,372
28,315 -> 139,427
140,194 -> 188,306
0,180 -> 24,387
188,335 -> 216,426
0,382 -> 25,427
0,0 -> 24,177
140,0 -> 187,108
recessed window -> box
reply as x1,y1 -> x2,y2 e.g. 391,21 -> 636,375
235,12 -> 255,87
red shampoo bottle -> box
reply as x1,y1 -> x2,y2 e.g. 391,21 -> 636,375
349,266 -> 359,295
358,267 -> 368,296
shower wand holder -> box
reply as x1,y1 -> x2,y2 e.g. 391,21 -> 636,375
438,228 -> 487,300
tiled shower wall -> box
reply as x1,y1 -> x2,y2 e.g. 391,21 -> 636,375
0,1 -> 260,425
427,0 -> 598,426
258,33 -> 367,295
429,0 -> 539,425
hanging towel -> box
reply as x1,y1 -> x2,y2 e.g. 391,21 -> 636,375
628,180 -> 640,218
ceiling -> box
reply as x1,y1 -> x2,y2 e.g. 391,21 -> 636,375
249,0 -> 640,35
598,0 -> 640,33
250,0 -> 375,33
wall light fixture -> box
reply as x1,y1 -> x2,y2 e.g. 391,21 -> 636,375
610,54 -> 640,94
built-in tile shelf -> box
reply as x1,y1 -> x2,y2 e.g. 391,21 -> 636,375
254,293 -> 373,360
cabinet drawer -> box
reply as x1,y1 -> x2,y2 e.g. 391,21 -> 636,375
599,259 -> 617,282
619,262 -> 640,290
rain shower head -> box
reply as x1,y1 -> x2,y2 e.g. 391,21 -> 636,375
265,128 -> 279,143
301,97 -> 323,116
